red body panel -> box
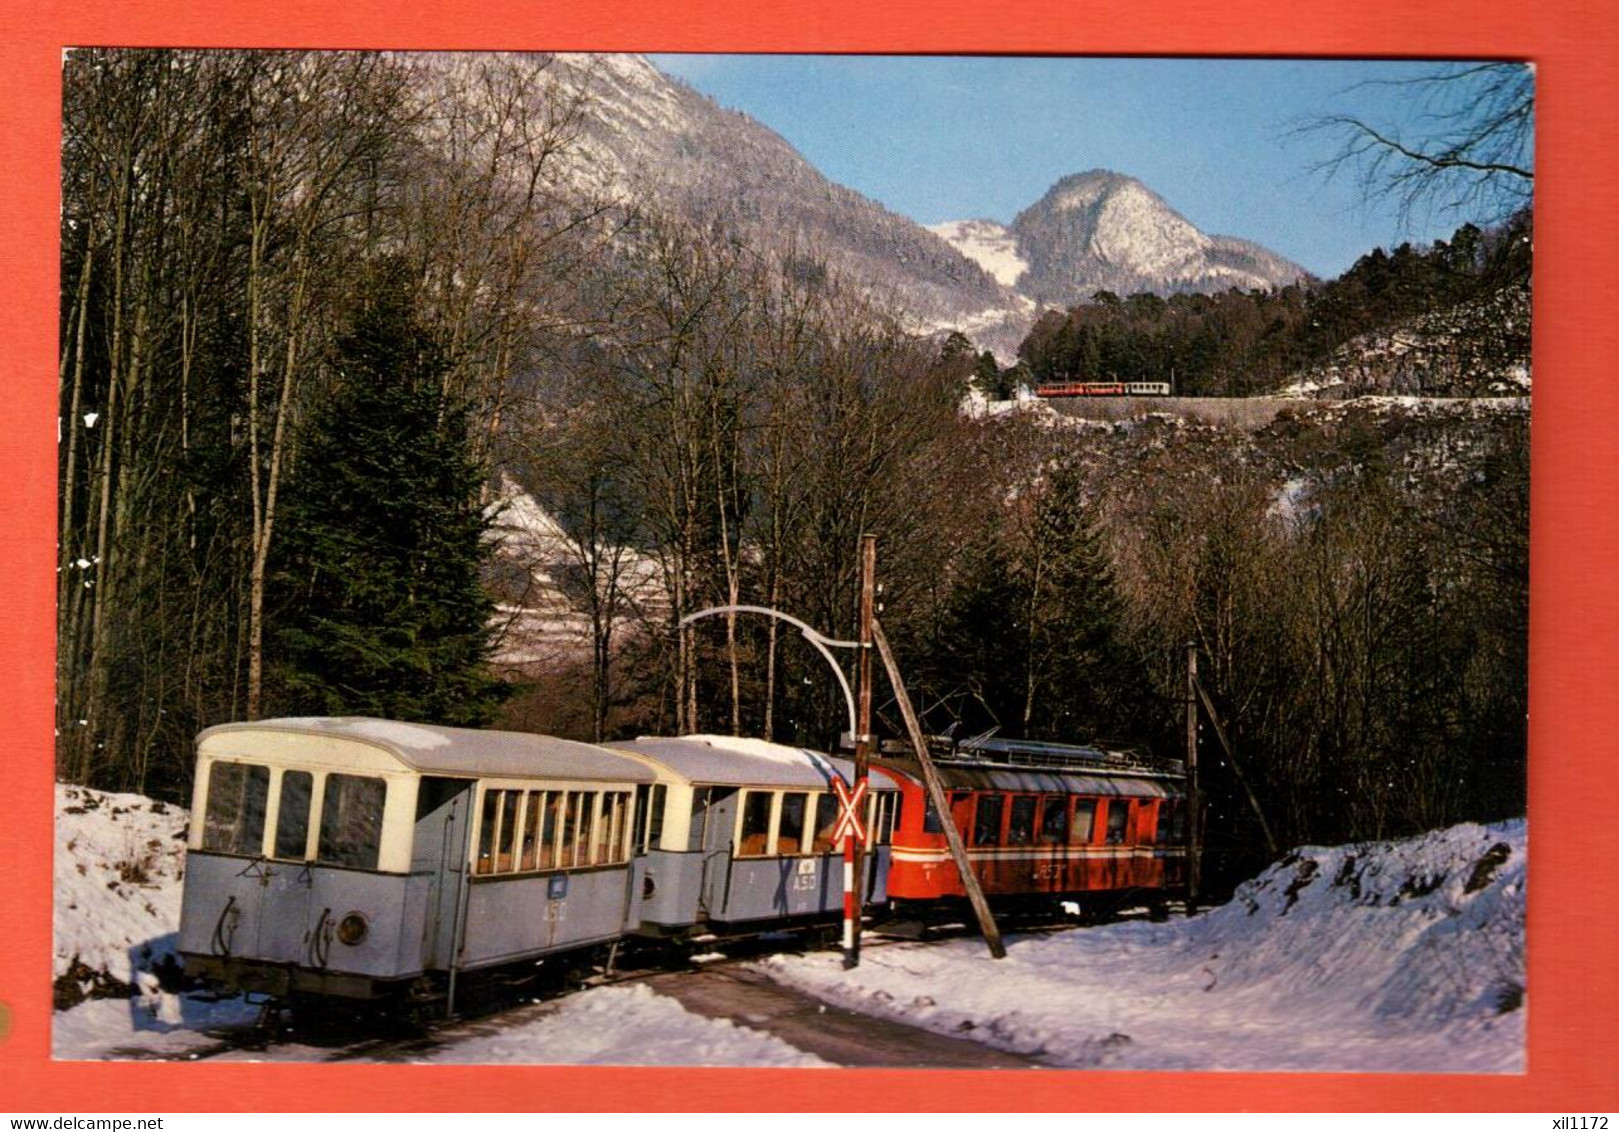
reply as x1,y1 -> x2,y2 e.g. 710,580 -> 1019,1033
880,765 -> 1187,902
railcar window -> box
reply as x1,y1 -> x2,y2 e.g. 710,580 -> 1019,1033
273,769 -> 313,859
778,792 -> 808,855
925,791 -> 971,835
738,790 -> 772,857
1038,796 -> 1069,844
973,794 -> 1004,847
519,791 -> 544,870
870,792 -> 899,845
202,762 -> 269,855
1105,800 -> 1129,845
1168,800 -> 1187,843
318,774 -> 386,870
1008,795 -> 1037,846
1072,799 -> 1097,844
922,794 -> 943,834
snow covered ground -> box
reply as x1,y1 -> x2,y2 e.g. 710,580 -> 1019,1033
760,821 -> 1526,1073
53,782 -> 1524,1071
54,783 -> 189,991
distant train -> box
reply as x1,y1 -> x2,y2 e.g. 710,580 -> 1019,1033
178,718 -> 1187,1018
1035,381 -> 1172,397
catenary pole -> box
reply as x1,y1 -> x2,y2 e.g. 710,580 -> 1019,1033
843,534 -> 877,968
1186,642 -> 1202,905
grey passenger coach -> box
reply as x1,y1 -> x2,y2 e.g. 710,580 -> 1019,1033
178,717 -> 655,1011
608,735 -> 902,934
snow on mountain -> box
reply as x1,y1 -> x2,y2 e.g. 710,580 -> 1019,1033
521,54 -> 1026,342
760,819 -> 1526,1072
932,170 -> 1309,319
926,219 -> 1030,287
1010,169 -> 1309,305
416,57 -> 1308,362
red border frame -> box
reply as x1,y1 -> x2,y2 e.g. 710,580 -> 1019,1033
3,0 -> 1616,1112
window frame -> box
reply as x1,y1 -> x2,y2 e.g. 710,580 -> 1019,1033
201,760 -> 271,857
972,792 -> 1005,847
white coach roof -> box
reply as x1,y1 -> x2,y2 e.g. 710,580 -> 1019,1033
608,734 -> 901,791
198,717 -> 657,782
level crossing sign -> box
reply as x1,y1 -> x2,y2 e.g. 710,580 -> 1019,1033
831,777 -> 869,846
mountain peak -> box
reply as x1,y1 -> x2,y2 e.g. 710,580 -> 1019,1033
994,170 -> 1307,305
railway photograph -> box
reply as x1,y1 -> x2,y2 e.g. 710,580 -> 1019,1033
48,49 -> 1531,1073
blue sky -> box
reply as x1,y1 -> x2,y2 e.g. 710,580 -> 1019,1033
647,55 -> 1527,280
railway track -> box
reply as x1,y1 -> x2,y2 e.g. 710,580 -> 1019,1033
120,916 -> 1105,1064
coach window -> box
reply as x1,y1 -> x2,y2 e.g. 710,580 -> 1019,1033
1072,799 -> 1097,844
810,792 -> 839,853
646,784 -> 667,851
1008,795 -> 1037,846
519,791 -> 545,870
596,793 -> 623,864
1038,796 -> 1069,845
540,792 -> 564,869
202,762 -> 269,856
497,789 -> 521,871
738,790 -> 773,857
557,793 -> 580,867
1105,799 -> 1130,845
475,789 -> 500,874
577,792 -> 600,866
973,794 -> 1004,847
318,774 -> 387,870
273,769 -> 313,859
778,792 -> 808,855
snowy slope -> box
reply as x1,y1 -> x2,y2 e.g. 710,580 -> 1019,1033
54,784 -> 190,993
759,820 -> 1526,1072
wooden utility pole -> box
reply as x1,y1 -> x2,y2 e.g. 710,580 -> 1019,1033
844,534 -> 877,968
1186,642 -> 1202,904
872,619 -> 1006,959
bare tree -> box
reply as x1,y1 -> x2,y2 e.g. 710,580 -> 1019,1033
1301,63 -> 1533,225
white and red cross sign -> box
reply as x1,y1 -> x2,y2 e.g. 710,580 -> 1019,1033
831,777 -> 869,846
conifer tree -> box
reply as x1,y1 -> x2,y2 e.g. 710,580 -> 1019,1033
272,273 -> 509,725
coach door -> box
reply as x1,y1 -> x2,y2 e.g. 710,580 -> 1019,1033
415,777 -> 474,970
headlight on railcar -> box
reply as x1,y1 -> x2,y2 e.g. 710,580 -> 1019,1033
336,912 -> 369,946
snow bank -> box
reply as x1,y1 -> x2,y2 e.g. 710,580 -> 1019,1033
55,784 -> 190,993
759,820 -> 1526,1072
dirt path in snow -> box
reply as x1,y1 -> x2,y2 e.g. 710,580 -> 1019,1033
642,966 -> 1039,1069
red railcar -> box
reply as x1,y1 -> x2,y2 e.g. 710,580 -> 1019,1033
877,738 -> 1188,910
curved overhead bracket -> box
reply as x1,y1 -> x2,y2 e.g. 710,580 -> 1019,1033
680,604 -> 859,739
